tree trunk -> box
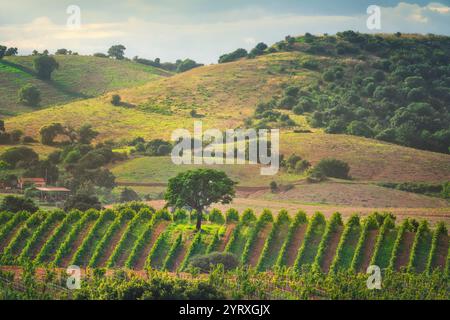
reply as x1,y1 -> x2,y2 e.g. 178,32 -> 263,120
195,208 -> 202,232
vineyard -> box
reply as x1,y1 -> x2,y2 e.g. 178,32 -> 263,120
0,206 -> 448,276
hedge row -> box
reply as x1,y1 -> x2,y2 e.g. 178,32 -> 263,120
370,216 -> 396,267
179,232 -> 203,271
350,215 -> 379,272
162,233 -> 183,270
88,209 -> 135,267
125,209 -> 171,268
70,209 -> 115,266
0,212 -> 12,225
256,210 -> 290,271
0,211 -> 29,245
34,210 -> 82,264
388,219 -> 413,270
408,220 -> 431,273
329,215 -> 360,273
107,208 -> 153,268
275,211 -> 308,268
145,231 -> 168,269
18,210 -> 65,263
313,212 -> 344,272
426,221 -> 447,273
294,212 -> 326,270
1,211 -> 47,264
241,209 -> 273,264
206,230 -> 220,254
53,210 -> 99,266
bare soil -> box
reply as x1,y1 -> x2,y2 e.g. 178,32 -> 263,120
217,224 -> 236,252
360,230 -> 379,273
395,231 -> 415,271
321,227 -> 343,273
135,221 -> 168,270
248,224 -> 272,267
97,223 -> 129,267
286,224 -> 307,267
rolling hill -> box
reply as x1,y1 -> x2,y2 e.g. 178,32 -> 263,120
0,55 -> 172,116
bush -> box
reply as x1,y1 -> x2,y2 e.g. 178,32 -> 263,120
190,252 -> 239,272
111,94 -> 121,106
64,193 -> 102,211
173,208 -> 188,221
225,208 -> 239,223
0,195 -> 38,213
315,158 -> 351,179
218,48 -> 248,63
18,85 -> 41,107
208,208 -> 225,224
240,209 -> 256,225
119,188 -> 140,203
269,181 -> 278,193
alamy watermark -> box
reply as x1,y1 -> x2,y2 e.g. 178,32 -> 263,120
367,5 -> 381,30
171,121 -> 279,175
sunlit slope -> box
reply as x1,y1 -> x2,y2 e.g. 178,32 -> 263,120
0,55 -> 171,116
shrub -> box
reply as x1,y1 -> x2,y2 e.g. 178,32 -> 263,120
111,94 -> 121,106
17,85 -> 41,107
314,158 -> 351,179
173,208 -> 188,222
240,209 -> 256,225
225,208 -> 239,223
119,188 -> 140,203
269,181 -> 278,193
208,208 -> 225,224
0,195 -> 38,213
190,252 -> 239,272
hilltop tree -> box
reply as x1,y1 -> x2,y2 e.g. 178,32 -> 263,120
5,47 -> 18,56
39,123 -> 65,145
165,169 -> 235,231
33,55 -> 59,80
55,48 -> 68,55
77,124 -> 98,144
108,44 -> 126,60
18,84 -> 41,107
0,45 -> 6,59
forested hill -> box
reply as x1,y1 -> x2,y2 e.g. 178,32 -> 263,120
221,32 -> 450,154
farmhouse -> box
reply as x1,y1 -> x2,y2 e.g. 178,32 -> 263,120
34,186 -> 71,202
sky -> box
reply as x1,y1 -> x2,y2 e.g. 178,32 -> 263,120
1,0 -> 449,64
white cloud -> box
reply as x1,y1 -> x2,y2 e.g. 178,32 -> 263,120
0,2 -> 448,63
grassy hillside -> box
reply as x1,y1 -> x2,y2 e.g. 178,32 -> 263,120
0,55 -> 171,116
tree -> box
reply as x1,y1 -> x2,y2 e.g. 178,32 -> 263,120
5,47 -> 18,56
0,195 -> 38,213
111,94 -> 121,106
120,187 -> 140,203
108,45 -> 126,60
165,169 -> 235,231
0,45 -> 6,59
64,193 -> 101,211
0,147 -> 38,168
18,84 -> 41,107
315,158 -> 351,179
77,124 -> 98,144
39,123 -> 65,145
55,48 -> 68,55
33,55 -> 59,80
176,59 -> 202,73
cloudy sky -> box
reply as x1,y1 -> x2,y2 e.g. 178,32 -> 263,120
1,0 -> 449,63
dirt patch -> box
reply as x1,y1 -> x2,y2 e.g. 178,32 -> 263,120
170,239 -> 191,272
135,221 -> 168,270
248,224 -> 272,267
0,223 -> 23,252
394,231 -> 415,271
286,224 -> 307,267
434,233 -> 449,270
97,223 -> 129,267
217,224 -> 236,252
60,220 -> 96,268
321,227 -> 343,273
29,221 -> 61,260
360,230 -> 379,273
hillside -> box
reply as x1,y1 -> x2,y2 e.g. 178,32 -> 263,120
0,55 -> 172,116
